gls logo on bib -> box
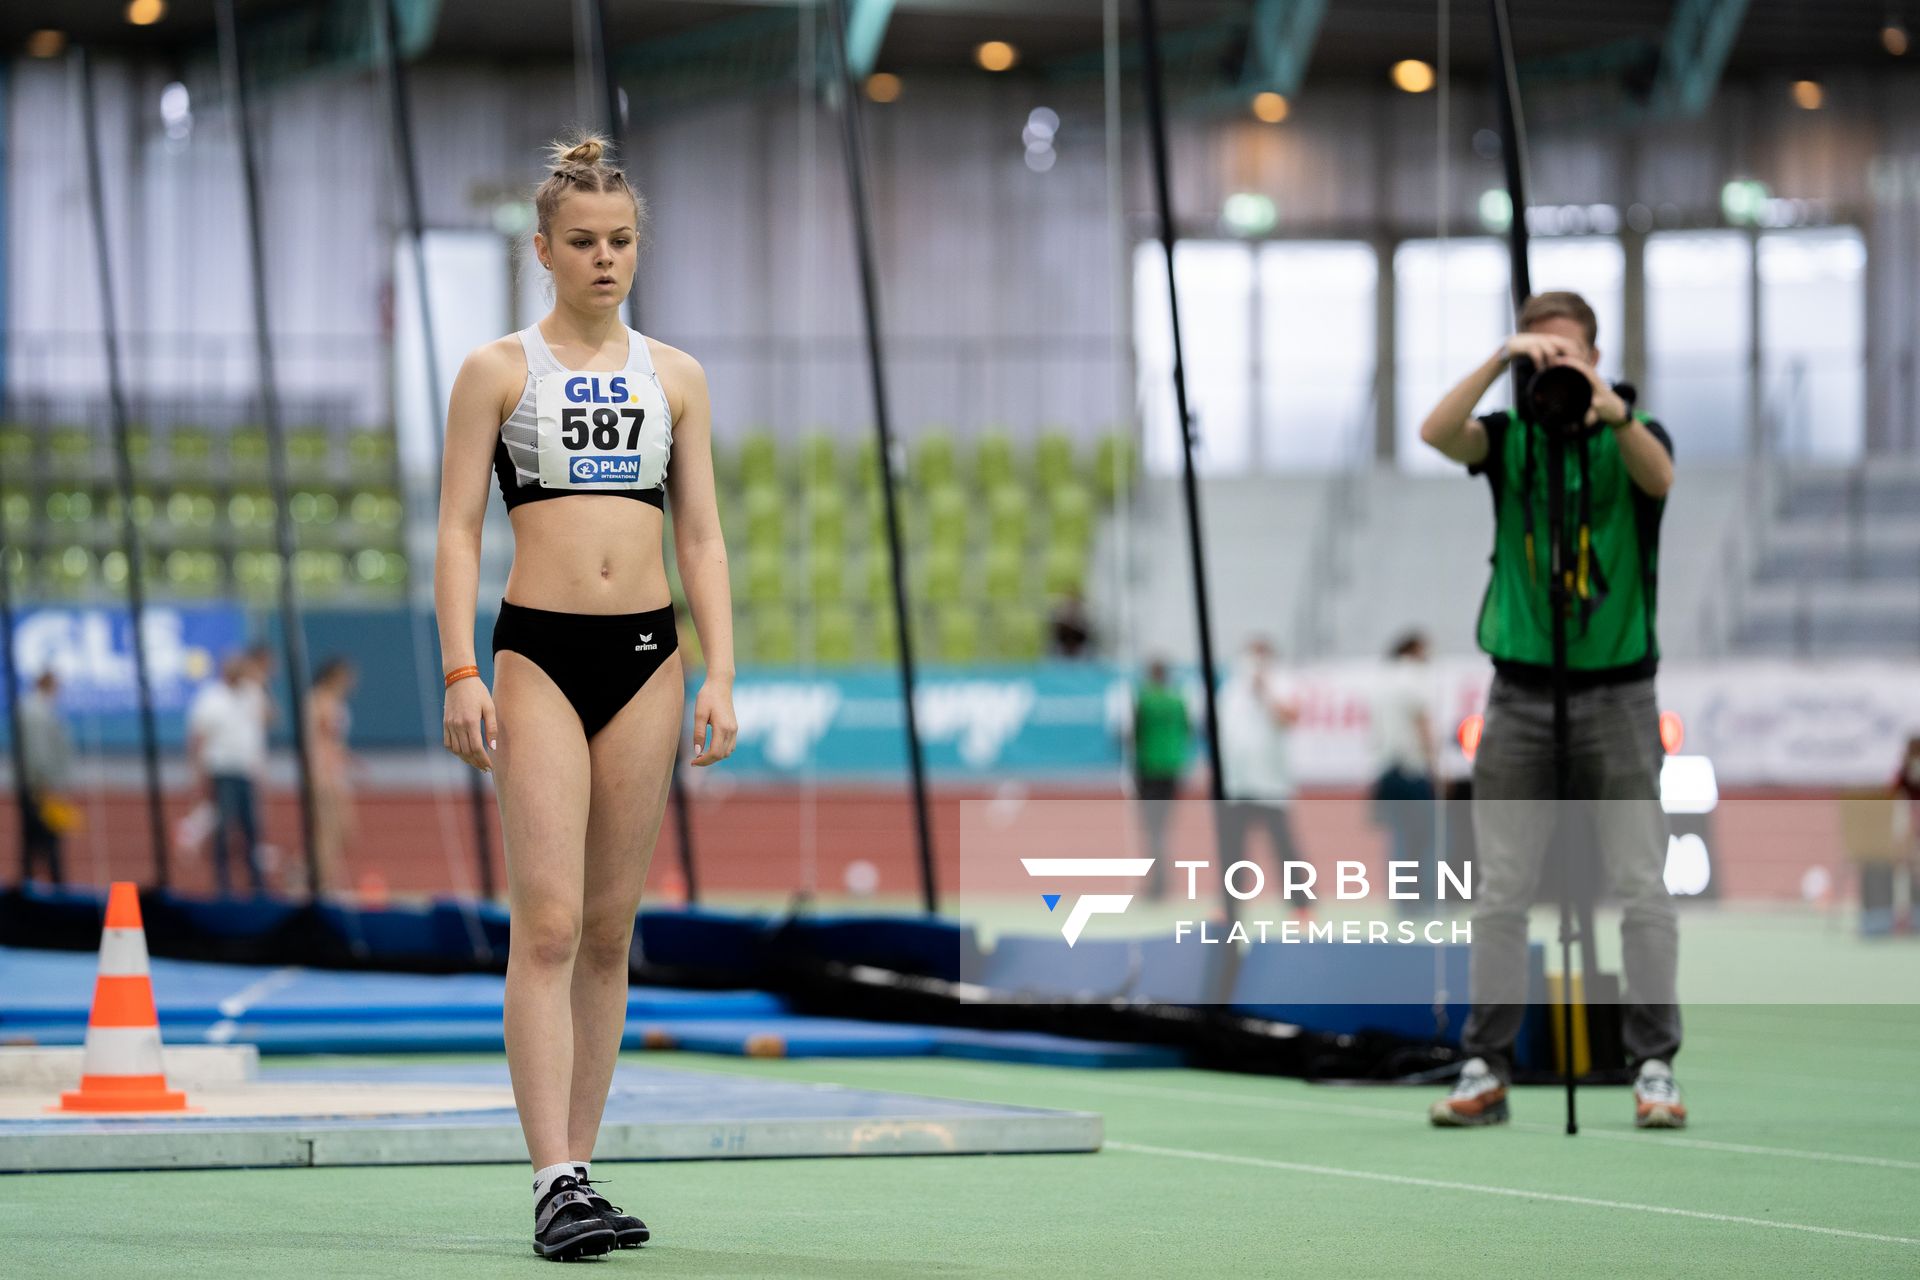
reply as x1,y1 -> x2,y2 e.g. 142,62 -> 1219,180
534,368 -> 670,492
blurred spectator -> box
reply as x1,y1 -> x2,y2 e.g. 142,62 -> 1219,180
1217,636 -> 1306,906
19,670 -> 74,887
1370,631 -> 1439,918
307,657 -> 360,897
1049,589 -> 1093,658
188,650 -> 272,896
1129,658 -> 1191,897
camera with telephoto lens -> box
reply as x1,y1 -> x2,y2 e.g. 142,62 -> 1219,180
1514,358 -> 1594,433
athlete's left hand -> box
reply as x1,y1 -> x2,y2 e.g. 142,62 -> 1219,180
689,679 -> 737,766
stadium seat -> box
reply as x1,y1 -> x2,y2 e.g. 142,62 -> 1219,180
742,483 -> 786,549
228,489 -> 276,531
871,604 -> 899,664
738,431 -> 779,489
806,545 -> 844,601
744,546 -> 786,607
973,431 -> 1016,490
229,427 -> 269,472
347,429 -> 395,473
983,543 -> 1024,602
806,484 -> 847,550
753,609 -> 798,665
170,427 -> 215,466
912,430 -> 956,491
923,484 -> 968,549
986,484 -> 1028,549
1034,430 -> 1075,492
294,549 -> 347,594
289,428 -> 332,472
814,604 -> 859,665
991,604 -> 1045,662
1093,431 -> 1138,502
0,427 -> 33,468
796,432 -> 837,489
1044,542 -> 1086,598
1047,482 -> 1094,550
48,428 -> 93,471
1,491 -> 31,530
935,605 -> 980,662
921,544 -> 964,605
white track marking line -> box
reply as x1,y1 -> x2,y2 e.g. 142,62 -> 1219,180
1107,1141 -> 1920,1247
874,1065 -> 1920,1173
205,966 -> 304,1043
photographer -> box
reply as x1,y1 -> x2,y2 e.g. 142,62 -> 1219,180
1418,292 -> 1685,1131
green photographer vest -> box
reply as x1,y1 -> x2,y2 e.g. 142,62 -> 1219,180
1472,408 -> 1671,685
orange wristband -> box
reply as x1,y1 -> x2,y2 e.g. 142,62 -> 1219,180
444,665 -> 479,689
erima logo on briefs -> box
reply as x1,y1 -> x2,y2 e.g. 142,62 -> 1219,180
571,456 -> 641,483
564,375 -> 632,403
634,633 -> 657,652
1020,857 -> 1154,946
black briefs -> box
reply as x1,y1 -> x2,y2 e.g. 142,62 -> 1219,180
491,599 -> 679,740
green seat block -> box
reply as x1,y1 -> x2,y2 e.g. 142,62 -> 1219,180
985,484 -> 1029,549
752,609 -> 798,666
923,484 -> 968,550
0,427 -> 34,468
973,430 -> 1016,490
983,543 -> 1025,602
871,605 -> 899,664
229,428 -> 270,471
806,545 -> 845,601
1093,431 -> 1138,503
991,604 -> 1045,662
743,484 -> 786,549
1034,430 -> 1076,493
796,432 -> 838,489
935,604 -> 980,663
1048,483 -> 1094,550
814,604 -> 859,665
806,484 -> 847,550
170,427 -> 215,465
743,547 -> 786,607
738,432 -> 779,489
1044,542 -> 1087,598
912,430 -> 956,492
921,544 -> 964,606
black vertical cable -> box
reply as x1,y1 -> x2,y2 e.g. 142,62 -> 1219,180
216,0 -> 321,897
78,50 -> 172,892
826,0 -> 937,914
576,0 -> 700,904
1136,0 -> 1227,809
1488,0 -> 1577,1135
373,0 -> 497,904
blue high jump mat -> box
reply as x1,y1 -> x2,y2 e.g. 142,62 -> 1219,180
0,1061 -> 1102,1173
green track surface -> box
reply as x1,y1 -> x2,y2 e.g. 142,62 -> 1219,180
4,1005 -> 1916,1278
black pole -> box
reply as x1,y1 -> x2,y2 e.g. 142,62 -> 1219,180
216,0 -> 321,898
1136,0 -> 1229,877
825,0 -> 937,915
78,49 -> 172,892
576,0 -> 700,905
373,0 -> 497,903
0,539 -> 24,888
1488,0 -> 1577,1135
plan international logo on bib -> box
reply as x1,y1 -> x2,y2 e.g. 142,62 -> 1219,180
571,455 -> 643,483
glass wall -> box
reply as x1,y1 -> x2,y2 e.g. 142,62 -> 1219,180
1645,230 -> 1753,460
1758,227 -> 1867,462
1257,242 -> 1378,469
1135,241 -> 1254,475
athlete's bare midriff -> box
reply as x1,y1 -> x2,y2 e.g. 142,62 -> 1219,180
503,499 -> 670,614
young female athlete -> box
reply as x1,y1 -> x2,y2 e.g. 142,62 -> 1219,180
434,134 -> 737,1261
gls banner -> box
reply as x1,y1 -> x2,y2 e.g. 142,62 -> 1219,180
0,605 -> 245,720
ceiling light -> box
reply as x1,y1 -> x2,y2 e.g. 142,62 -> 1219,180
126,0 -> 166,26
976,41 -> 1017,73
1251,92 -> 1289,123
26,29 -> 67,57
1790,79 -> 1824,110
866,73 -> 902,103
1883,19 -> 1909,56
1391,59 -> 1435,93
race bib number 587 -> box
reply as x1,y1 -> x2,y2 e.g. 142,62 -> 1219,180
535,372 -> 668,490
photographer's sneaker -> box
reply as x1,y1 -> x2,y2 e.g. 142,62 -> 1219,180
533,1173 -> 617,1261
1429,1057 -> 1510,1127
1633,1060 -> 1688,1129
572,1166 -> 649,1248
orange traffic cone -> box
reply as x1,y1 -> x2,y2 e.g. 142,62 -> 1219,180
57,882 -> 188,1112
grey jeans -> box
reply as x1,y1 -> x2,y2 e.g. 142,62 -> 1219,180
1463,674 -> 1681,1080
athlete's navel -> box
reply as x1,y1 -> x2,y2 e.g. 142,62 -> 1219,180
599,561 -> 613,580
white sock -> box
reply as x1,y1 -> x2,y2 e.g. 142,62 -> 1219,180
572,1161 -> 592,1183
533,1161 -> 577,1205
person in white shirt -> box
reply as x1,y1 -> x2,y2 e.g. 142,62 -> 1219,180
186,649 -> 273,896
1369,631 -> 1439,918
1216,636 -> 1306,906
19,670 -> 74,886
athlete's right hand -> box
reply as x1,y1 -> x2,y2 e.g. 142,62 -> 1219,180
443,677 -> 498,773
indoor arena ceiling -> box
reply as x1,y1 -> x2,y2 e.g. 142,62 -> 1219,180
5,1 -> 1909,83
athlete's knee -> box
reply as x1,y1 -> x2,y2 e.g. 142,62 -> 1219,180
515,903 -> 583,969
577,911 -> 636,971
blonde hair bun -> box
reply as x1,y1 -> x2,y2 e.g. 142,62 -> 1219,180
550,135 -> 608,170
